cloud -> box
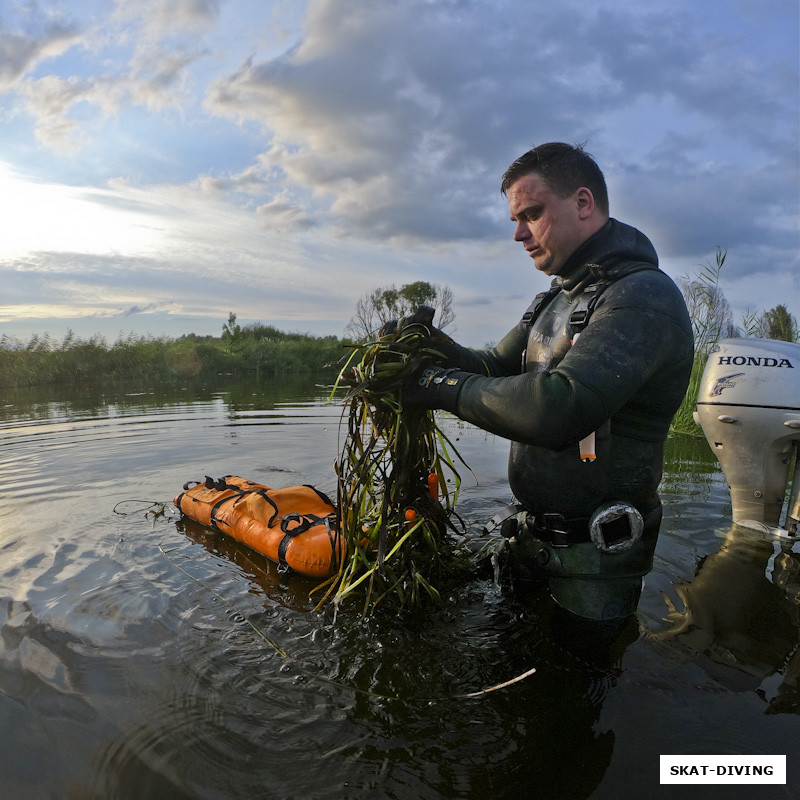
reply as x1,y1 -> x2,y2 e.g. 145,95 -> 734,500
203,0 -> 798,258
121,303 -> 166,316
3,0 -> 217,152
112,0 -> 222,39
204,1 -> 515,241
607,131 -> 800,286
15,48 -> 207,151
0,23 -> 80,90
0,0 -> 796,344
255,195 -> 313,231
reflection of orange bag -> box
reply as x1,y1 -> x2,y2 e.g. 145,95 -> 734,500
174,476 -> 343,579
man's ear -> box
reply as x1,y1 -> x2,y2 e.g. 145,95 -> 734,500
575,187 -> 595,219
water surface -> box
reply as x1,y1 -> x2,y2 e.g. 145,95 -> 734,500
0,378 -> 797,799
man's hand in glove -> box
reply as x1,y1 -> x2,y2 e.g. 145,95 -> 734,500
403,366 -> 471,413
379,305 -> 437,337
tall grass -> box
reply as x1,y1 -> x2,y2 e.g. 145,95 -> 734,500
670,247 -> 728,435
0,327 -> 347,388
670,352 -> 707,435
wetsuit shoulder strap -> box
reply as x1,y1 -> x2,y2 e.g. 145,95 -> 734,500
568,262 -> 659,338
568,281 -> 609,338
521,285 -> 561,328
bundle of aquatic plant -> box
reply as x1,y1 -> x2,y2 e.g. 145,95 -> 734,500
317,317 -> 466,614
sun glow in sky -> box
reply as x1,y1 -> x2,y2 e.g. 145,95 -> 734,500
0,164 -> 163,258
1,0 -> 798,344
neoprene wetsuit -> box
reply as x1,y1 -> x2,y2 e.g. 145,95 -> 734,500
436,218 -> 694,520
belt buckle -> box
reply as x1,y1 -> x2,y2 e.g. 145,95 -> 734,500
540,512 -> 570,548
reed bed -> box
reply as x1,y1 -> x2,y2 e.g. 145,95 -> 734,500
316,320 -> 467,614
0,329 -> 344,387
669,352 -> 707,435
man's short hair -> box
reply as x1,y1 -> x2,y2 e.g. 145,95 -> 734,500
500,142 -> 609,216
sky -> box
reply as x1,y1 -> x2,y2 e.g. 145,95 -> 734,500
0,0 -> 798,348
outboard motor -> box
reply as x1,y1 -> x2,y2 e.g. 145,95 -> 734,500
693,338 -> 800,537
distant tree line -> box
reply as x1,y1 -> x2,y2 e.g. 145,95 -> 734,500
0,316 -> 346,388
3,265 -> 796,412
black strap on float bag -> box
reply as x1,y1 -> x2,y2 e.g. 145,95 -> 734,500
276,513 -> 325,574
276,514 -> 337,575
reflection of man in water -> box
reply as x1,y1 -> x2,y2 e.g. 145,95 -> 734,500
654,525 -> 800,713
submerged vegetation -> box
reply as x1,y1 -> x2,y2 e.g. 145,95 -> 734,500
0,315 -> 345,389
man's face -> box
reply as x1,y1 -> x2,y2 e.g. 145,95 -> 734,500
507,172 -> 591,277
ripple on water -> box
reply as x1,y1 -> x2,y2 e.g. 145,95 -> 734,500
2,384 -> 798,800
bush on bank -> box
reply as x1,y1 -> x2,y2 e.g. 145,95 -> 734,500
0,327 -> 348,388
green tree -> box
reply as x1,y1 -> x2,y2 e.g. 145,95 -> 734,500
221,312 -> 242,346
347,281 -> 455,340
759,305 -> 799,342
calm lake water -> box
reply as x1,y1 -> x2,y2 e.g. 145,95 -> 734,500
0,376 -> 798,800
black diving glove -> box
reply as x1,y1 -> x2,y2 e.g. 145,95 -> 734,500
380,305 -> 471,367
403,366 -> 471,413
380,305 -> 437,337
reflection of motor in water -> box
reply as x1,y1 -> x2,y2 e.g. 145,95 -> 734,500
657,524 -> 800,711
656,338 -> 800,711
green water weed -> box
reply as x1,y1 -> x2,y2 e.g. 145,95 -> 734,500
317,321 -> 467,614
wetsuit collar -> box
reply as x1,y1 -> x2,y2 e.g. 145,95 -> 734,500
556,219 -> 659,294
556,221 -> 612,293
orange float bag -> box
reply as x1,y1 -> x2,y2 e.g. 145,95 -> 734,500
174,475 -> 343,579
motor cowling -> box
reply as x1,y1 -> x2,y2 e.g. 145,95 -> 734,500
693,338 -> 800,530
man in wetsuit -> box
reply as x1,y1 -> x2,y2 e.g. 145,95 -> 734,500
404,142 -> 694,621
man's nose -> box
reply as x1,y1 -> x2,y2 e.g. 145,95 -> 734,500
513,221 -> 531,242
